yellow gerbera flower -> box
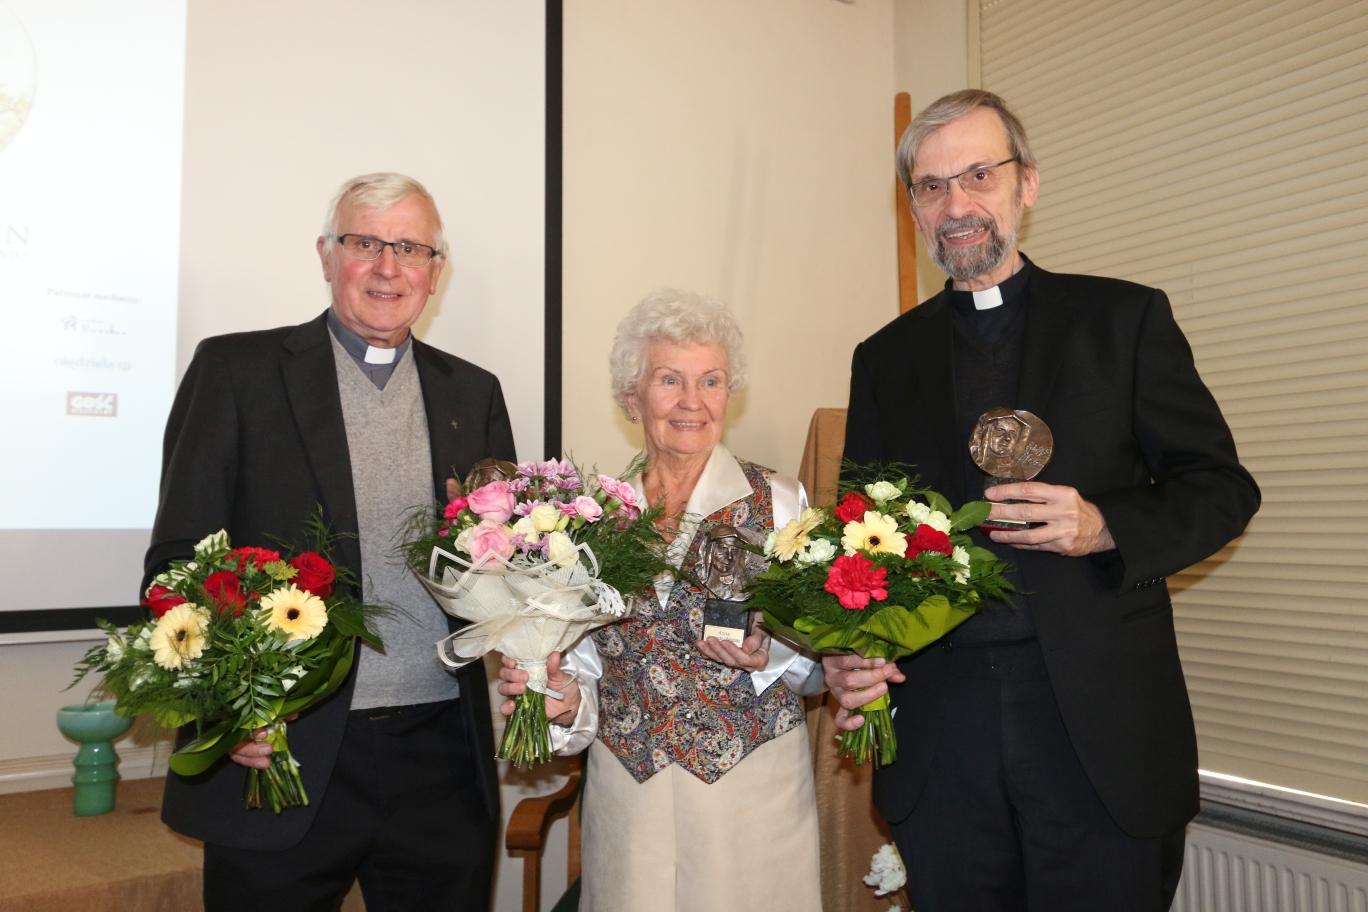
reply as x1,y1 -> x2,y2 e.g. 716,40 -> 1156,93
261,584 -> 329,642
841,511 -> 907,557
769,507 -> 825,562
149,603 -> 211,670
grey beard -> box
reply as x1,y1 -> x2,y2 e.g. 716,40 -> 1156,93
931,215 -> 1014,282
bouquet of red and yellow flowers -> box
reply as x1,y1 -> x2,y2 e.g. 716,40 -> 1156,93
73,520 -> 381,812
746,472 -> 1012,766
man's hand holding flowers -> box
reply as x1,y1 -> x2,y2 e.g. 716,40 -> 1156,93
822,655 -> 906,733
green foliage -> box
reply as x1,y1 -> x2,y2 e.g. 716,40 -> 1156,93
574,504 -> 670,599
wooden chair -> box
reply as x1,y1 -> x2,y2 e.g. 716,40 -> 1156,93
505,754 -> 583,912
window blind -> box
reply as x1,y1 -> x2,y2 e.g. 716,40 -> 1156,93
974,0 -> 1368,807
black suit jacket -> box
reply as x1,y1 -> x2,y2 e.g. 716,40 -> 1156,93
844,264 -> 1259,838
146,311 -> 516,850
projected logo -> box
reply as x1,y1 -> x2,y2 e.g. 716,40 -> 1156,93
0,4 -> 36,153
66,392 -> 118,418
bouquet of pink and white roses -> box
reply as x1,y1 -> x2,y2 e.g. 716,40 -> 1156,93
404,458 -> 667,768
745,470 -> 1012,767
72,519 -> 382,812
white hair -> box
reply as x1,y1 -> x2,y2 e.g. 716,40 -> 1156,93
320,172 -> 446,255
609,288 -> 747,414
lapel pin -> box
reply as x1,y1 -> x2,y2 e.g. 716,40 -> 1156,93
450,419 -> 460,431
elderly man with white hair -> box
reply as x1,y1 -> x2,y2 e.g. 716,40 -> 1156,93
146,172 -> 515,911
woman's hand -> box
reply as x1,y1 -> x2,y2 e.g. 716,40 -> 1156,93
697,628 -> 769,671
498,652 -> 582,726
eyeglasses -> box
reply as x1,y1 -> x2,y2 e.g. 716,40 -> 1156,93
908,157 -> 1019,205
332,234 -> 440,267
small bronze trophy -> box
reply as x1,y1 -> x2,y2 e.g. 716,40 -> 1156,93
699,524 -> 768,646
970,406 -> 1054,531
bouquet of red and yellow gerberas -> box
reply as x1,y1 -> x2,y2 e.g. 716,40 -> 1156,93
72,518 -> 382,813
745,470 -> 1012,767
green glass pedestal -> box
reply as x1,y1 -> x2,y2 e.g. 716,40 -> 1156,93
56,702 -> 134,816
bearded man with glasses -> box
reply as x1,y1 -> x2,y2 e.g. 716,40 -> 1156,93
147,172 -> 514,911
827,90 -> 1260,910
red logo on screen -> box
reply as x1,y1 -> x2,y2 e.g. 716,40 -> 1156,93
66,392 -> 118,417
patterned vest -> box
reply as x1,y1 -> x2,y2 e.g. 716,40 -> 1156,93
593,460 -> 805,784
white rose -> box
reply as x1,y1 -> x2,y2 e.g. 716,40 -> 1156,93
545,531 -> 579,568
926,510 -> 952,533
511,516 -> 540,546
797,538 -> 838,565
906,501 -> 930,524
865,481 -> 901,504
530,503 -> 562,533
763,530 -> 778,558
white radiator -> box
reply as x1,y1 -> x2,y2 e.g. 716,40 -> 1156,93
1172,822 -> 1368,912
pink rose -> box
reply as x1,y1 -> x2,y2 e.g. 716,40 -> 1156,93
574,495 -> 603,522
465,520 -> 514,564
466,481 -> 516,524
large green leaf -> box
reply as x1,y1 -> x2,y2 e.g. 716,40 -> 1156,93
168,719 -> 237,776
859,595 -> 974,658
950,501 -> 991,532
281,637 -> 355,716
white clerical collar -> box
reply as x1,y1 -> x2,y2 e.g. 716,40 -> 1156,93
364,345 -> 397,364
972,286 -> 1004,311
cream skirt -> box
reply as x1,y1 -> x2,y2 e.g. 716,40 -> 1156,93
579,726 -> 822,912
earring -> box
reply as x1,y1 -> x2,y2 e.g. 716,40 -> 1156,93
628,415 -> 639,423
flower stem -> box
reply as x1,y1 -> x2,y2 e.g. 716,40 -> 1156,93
242,721 -> 309,813
836,694 -> 897,767
498,689 -> 553,769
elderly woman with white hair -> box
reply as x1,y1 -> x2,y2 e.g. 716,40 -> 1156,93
498,289 -> 823,911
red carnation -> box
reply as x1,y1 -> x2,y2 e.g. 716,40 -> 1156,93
834,491 -> 875,524
905,523 -> 953,559
141,584 -> 187,618
229,546 -> 281,571
290,551 -> 336,599
823,553 -> 889,611
203,570 -> 247,617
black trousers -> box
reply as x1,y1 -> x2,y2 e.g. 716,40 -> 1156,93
888,640 -> 1186,912
203,698 -> 497,912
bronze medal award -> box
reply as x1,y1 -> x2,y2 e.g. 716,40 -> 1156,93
970,406 -> 1053,530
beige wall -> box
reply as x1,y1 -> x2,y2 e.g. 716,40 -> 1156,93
894,0 -> 972,300
561,0 -> 903,478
